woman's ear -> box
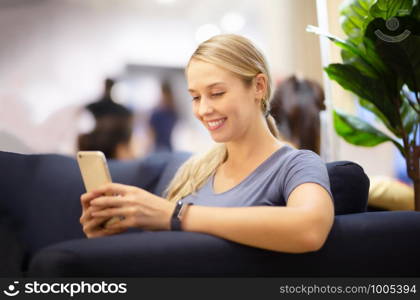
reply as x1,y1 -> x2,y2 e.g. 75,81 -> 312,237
254,73 -> 267,101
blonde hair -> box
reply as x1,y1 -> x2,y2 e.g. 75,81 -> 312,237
165,34 -> 281,202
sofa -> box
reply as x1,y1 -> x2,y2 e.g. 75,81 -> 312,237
0,150 -> 419,277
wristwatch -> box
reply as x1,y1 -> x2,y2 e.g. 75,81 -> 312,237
170,200 -> 193,231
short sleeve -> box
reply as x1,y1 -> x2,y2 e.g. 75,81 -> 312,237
282,150 -> 332,204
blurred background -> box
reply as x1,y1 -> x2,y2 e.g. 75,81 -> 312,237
0,0 -> 403,181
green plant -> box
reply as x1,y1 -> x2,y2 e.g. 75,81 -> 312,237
308,0 -> 420,210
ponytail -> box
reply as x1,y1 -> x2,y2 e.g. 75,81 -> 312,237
266,114 -> 281,139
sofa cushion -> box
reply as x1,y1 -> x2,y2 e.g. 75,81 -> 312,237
0,215 -> 25,277
326,161 -> 369,215
152,151 -> 191,196
0,151 -> 169,257
27,211 -> 420,277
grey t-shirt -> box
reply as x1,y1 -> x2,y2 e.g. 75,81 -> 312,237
182,145 -> 332,207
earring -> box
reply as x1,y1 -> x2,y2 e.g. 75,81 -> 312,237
261,99 -> 270,118
260,99 -> 267,111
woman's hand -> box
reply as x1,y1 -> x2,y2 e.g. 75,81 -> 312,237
80,183 -> 175,237
80,191 -> 127,238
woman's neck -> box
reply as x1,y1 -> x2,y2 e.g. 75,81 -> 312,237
224,129 -> 283,171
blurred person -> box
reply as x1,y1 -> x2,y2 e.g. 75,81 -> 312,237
80,34 -> 334,254
85,78 -> 131,121
77,116 -> 136,160
78,78 -> 137,160
148,80 -> 178,152
270,75 -> 325,155
368,176 -> 414,210
270,75 -> 414,211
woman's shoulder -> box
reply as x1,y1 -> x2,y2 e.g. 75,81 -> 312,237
277,143 -> 321,161
274,144 -> 326,174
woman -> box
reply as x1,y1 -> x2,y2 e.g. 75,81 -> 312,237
80,34 -> 334,253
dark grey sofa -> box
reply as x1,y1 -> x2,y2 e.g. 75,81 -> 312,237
0,150 -> 419,277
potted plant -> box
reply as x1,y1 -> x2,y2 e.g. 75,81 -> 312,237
308,0 -> 420,210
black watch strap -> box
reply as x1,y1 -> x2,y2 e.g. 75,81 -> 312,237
170,201 -> 193,231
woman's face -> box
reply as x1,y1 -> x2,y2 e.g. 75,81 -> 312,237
187,59 -> 263,143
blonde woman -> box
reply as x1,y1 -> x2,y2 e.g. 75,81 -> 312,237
80,34 -> 334,253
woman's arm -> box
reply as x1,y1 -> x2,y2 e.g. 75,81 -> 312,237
85,182 -> 334,253
182,183 -> 334,253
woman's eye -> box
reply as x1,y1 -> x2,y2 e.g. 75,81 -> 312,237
192,96 -> 200,101
212,92 -> 225,97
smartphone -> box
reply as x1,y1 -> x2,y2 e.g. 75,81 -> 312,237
77,151 -> 122,228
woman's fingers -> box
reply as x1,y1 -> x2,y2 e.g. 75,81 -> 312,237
80,190 -> 131,238
80,206 -> 91,224
85,218 -> 127,238
80,205 -> 103,224
80,184 -> 168,235
80,191 -> 109,209
80,192 -> 96,210
80,206 -> 94,224
86,226 -> 125,238
91,183 -> 134,197
104,217 -> 133,231
83,216 -> 108,232
91,207 -> 130,218
82,213 -> 126,238
90,194 -> 127,208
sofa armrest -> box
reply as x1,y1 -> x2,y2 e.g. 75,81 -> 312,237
0,217 -> 25,277
28,211 -> 420,277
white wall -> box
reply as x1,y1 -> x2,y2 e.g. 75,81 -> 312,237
0,0 -> 397,178
0,0 -> 268,155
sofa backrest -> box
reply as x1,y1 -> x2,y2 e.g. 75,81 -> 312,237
0,151 -> 174,257
150,155 -> 370,215
0,150 -> 369,259
326,161 -> 369,214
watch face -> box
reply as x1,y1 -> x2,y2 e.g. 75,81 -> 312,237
176,202 -> 184,219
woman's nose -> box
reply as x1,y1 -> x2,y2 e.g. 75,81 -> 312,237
198,98 -> 213,116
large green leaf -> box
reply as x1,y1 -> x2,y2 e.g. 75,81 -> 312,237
325,63 -> 400,128
333,110 -> 405,155
365,17 -> 420,93
359,98 -> 399,136
359,93 -> 418,138
306,25 -> 382,77
340,0 -> 415,77
358,37 -> 389,73
340,38 -> 389,77
328,35 -> 382,77
339,0 -> 376,72
400,92 -> 420,133
340,0 -> 376,44
413,2 -> 420,20
370,0 -> 414,19
307,25 -> 390,78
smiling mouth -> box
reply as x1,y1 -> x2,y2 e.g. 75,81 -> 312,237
207,118 -> 227,131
